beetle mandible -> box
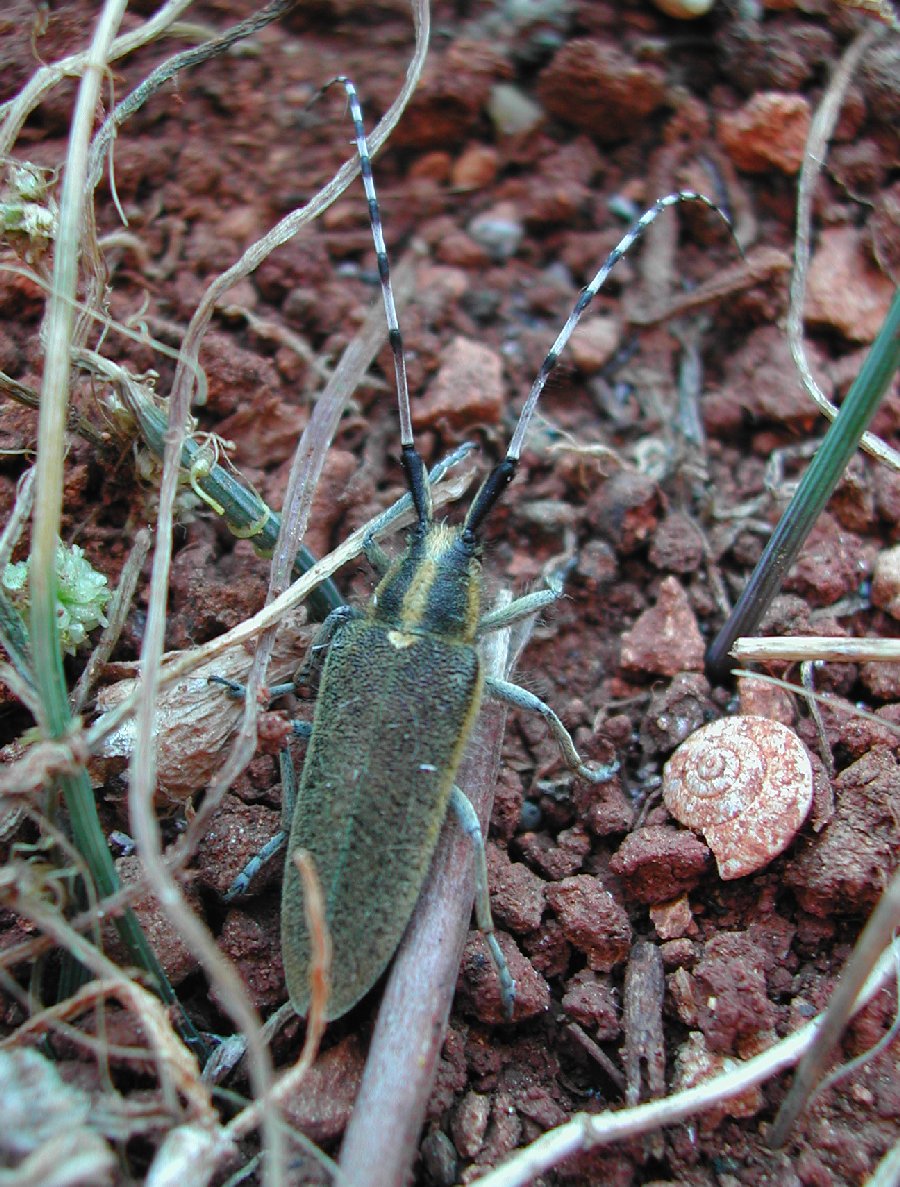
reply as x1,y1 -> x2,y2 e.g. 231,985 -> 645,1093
224,77 -> 728,1022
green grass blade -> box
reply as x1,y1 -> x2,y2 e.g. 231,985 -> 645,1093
707,289 -> 900,682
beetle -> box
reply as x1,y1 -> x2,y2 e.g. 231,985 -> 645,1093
223,77 -> 728,1021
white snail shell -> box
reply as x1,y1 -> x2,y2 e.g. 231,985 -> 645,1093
663,716 -> 813,880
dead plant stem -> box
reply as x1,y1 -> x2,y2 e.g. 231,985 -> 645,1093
0,0 -> 194,158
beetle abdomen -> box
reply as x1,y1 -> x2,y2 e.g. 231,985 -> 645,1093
281,617 -> 483,1019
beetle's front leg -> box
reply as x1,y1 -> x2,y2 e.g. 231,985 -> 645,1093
292,603 -> 359,692
485,677 -> 619,785
476,571 -> 565,638
207,606 -> 355,704
449,785 -> 516,1021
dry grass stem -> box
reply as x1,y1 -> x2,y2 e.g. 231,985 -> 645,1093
0,894 -> 213,1123
0,466 -> 35,572
732,636 -> 900,663
30,0 -> 128,733
0,0 -> 194,157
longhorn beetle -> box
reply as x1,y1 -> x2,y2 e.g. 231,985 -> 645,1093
221,77 -> 731,1022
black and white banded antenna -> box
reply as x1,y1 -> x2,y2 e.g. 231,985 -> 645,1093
324,75 -> 432,531
463,190 -> 735,537
324,77 -> 735,541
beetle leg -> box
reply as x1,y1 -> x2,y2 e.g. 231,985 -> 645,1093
485,677 -> 620,785
477,585 -> 560,636
363,532 -> 392,576
223,729 -> 309,902
223,827 -> 287,901
477,566 -> 572,637
449,784 -> 516,1021
208,673 -> 297,703
224,740 -> 308,897
292,603 -> 359,690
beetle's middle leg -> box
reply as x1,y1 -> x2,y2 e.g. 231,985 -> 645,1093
449,785 -> 516,1021
485,677 -> 619,785
217,607 -> 357,901
476,577 -> 619,785
223,734 -> 311,901
476,573 -> 563,638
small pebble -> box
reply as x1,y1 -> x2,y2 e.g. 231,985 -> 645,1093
568,315 -> 621,373
452,144 -> 499,190
450,1091 -> 490,1161
609,824 -> 710,903
619,577 -> 705,677
718,92 -> 811,175
281,1036 -> 366,1144
545,875 -> 631,971
784,746 -> 900,915
652,0 -> 715,16
649,894 -> 695,940
415,336 -> 504,428
487,83 -> 544,136
468,203 -> 524,261
806,226 -> 895,342
561,970 -> 620,1038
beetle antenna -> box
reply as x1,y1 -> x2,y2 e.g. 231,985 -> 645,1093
325,76 -> 432,528
464,191 -> 735,536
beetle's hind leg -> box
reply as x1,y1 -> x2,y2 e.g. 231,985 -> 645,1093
450,785 -> 516,1021
223,739 -> 309,900
485,677 -> 619,785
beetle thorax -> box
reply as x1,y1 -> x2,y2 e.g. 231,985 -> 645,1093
369,522 -> 483,643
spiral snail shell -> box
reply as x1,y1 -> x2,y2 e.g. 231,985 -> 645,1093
662,716 -> 814,880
